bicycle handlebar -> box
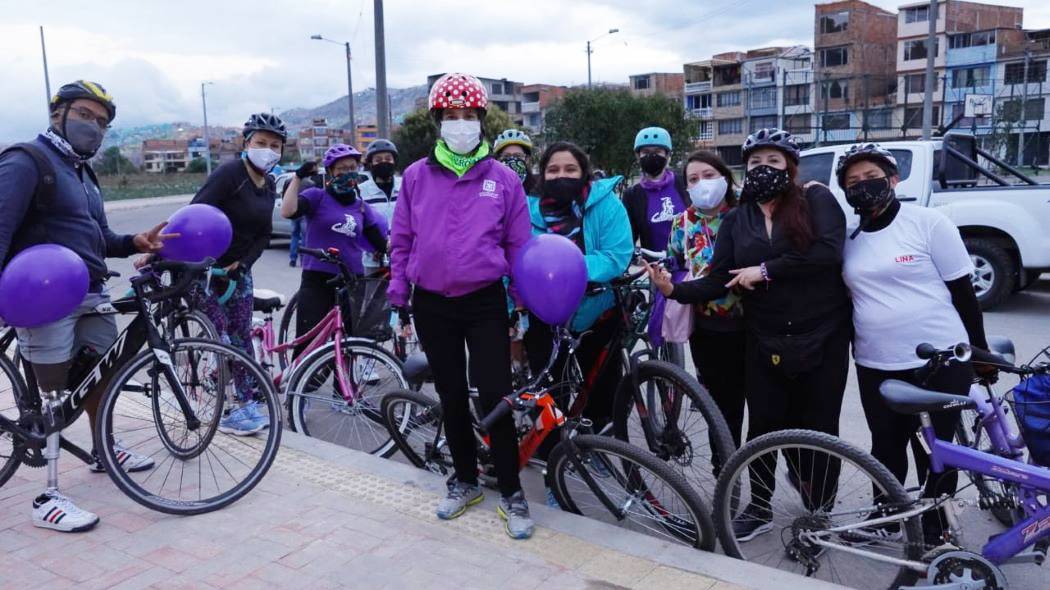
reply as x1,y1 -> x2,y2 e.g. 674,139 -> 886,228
146,258 -> 216,302
917,342 -> 1040,374
478,396 -> 515,433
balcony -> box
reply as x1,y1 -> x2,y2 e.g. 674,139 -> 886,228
691,107 -> 713,118
522,101 -> 540,114
684,81 -> 712,94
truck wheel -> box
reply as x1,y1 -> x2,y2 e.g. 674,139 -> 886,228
964,238 -> 1014,310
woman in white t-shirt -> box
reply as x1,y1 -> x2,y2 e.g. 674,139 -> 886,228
838,143 -> 989,546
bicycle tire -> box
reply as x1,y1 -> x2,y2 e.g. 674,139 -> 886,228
612,359 -> 735,503
166,308 -> 219,341
381,388 -> 453,475
712,429 -> 924,589
288,338 -> 407,457
150,337 -> 226,460
547,434 -> 716,551
0,352 -> 28,488
276,290 -> 300,371
96,338 -> 282,515
955,410 -> 1023,527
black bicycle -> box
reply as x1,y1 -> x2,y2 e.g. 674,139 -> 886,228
0,259 -> 281,514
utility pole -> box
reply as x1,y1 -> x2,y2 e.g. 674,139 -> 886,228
39,26 -> 52,111
921,0 -> 937,140
862,74 -> 871,141
374,0 -> 389,138
1018,48 -> 1031,166
345,42 -> 356,145
201,82 -> 213,176
586,29 -> 619,89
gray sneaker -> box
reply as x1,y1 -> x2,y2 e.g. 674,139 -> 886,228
497,491 -> 534,540
436,480 -> 483,520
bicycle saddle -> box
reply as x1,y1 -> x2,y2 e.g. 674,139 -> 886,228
880,379 -> 976,415
252,289 -> 285,313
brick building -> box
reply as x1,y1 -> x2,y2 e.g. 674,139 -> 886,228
628,73 -> 685,99
297,118 -> 349,161
521,84 -> 567,132
142,140 -> 190,173
426,74 -> 525,125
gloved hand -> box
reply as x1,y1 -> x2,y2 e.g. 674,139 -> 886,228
296,161 -> 318,179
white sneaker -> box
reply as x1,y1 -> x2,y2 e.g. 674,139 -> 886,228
89,440 -> 156,473
32,490 -> 99,532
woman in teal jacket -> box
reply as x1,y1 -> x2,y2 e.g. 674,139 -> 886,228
523,141 -> 634,436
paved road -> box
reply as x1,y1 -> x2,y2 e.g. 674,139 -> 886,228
103,198 -> 1050,588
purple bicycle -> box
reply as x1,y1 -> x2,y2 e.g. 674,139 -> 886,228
711,342 -> 1050,588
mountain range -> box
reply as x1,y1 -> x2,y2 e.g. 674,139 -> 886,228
278,84 -> 428,130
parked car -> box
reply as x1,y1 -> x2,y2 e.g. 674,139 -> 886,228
799,133 -> 1050,309
271,172 -> 297,239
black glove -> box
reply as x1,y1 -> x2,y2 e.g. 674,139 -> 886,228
392,305 -> 412,327
296,161 -> 318,179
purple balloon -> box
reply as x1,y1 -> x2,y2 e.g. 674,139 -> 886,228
0,244 -> 89,328
512,234 -> 588,326
159,204 -> 233,263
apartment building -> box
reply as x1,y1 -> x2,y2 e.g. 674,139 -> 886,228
426,74 -> 525,125
992,28 -> 1050,165
629,72 -> 685,99
521,84 -> 567,132
297,118 -> 349,161
142,140 -> 189,173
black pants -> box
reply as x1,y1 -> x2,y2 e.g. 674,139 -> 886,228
689,327 -> 747,449
746,317 -> 851,511
412,282 -> 521,497
294,270 -> 341,359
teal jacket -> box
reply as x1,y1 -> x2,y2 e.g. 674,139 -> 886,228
528,176 -> 634,332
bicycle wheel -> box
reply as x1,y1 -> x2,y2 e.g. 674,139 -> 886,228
165,308 -> 219,341
381,389 -> 453,474
955,408 -> 1023,526
712,429 -> 924,589
96,338 -> 282,515
276,290 -> 300,371
612,359 -> 735,504
0,352 -> 28,488
547,434 -> 715,550
288,338 -> 407,457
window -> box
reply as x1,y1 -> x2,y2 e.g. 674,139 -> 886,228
1001,98 -> 1046,121
750,115 -> 778,133
903,5 -> 936,24
718,119 -> 743,135
826,80 -> 849,101
904,39 -> 938,61
865,109 -> 893,130
784,114 -> 811,135
633,76 -> 651,90
951,66 -> 990,88
904,73 -> 938,94
698,121 -> 714,141
750,87 -> 777,109
949,31 -> 995,49
822,113 -> 850,131
1004,60 -> 1048,84
717,146 -> 743,167
819,46 -> 848,68
752,61 -> 775,82
784,84 -> 809,106
820,11 -> 849,34
687,94 -> 713,110
904,106 -> 941,128
716,91 -> 741,107
798,153 -> 834,185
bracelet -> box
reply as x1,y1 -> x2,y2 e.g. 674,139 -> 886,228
759,262 -> 771,282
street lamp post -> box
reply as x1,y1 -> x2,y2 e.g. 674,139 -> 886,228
311,34 -> 356,146
201,81 -> 214,175
39,26 -> 52,111
587,28 -> 620,89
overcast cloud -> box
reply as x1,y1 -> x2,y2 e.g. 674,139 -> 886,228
2,0 -> 1048,141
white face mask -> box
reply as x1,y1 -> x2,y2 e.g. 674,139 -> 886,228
687,176 -> 728,210
246,147 -> 281,172
440,119 -> 481,155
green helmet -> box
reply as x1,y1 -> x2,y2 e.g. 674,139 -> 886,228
493,129 -> 533,156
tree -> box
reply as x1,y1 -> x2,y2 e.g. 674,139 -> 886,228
94,146 -> 138,175
392,105 -> 522,170
542,88 -> 696,177
985,101 -> 1023,170
186,158 -> 210,174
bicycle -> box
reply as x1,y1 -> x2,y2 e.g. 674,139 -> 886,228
711,341 -> 1050,588
248,246 -> 409,456
0,258 -> 281,514
381,319 -> 715,550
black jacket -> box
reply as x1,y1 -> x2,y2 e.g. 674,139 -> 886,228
191,159 -> 275,269
669,185 -> 850,336
622,175 -> 689,251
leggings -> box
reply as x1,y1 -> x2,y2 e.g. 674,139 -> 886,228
188,270 -> 257,403
688,327 -> 747,460
412,282 -> 521,498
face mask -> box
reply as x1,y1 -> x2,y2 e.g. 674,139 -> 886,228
370,161 -> 396,180
845,177 -> 894,215
63,119 -> 105,157
639,153 -> 668,177
326,172 -> 360,203
440,119 -> 481,154
741,165 -> 792,204
500,156 -> 529,184
687,177 -> 728,210
542,177 -> 586,205
246,147 -> 281,172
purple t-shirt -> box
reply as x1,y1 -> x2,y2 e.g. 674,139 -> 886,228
642,170 -> 687,251
298,187 -> 384,275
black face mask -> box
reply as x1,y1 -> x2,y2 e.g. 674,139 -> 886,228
740,165 -> 792,204
845,177 -> 894,215
639,153 -> 668,177
371,162 -> 396,180
542,177 -> 587,205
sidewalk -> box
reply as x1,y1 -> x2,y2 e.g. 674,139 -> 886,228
0,431 -> 847,590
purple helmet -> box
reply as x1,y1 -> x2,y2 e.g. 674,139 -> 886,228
323,143 -> 362,168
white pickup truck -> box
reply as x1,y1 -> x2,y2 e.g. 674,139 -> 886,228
798,133 -> 1050,309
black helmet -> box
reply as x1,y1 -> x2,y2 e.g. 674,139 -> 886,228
742,128 -> 799,163
50,80 -> 116,122
243,113 -> 288,142
365,138 -> 399,164
835,143 -> 899,189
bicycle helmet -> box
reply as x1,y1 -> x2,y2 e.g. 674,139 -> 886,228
429,73 -> 488,111
364,138 -> 398,164
742,128 -> 800,163
835,143 -> 899,189
633,127 -> 672,152
493,129 -> 533,156
50,80 -> 116,121
243,112 -> 288,142
323,143 -> 362,168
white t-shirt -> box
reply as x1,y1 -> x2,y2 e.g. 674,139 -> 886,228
843,204 -> 973,370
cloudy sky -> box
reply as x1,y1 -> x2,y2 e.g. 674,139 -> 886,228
2,0 -> 1048,141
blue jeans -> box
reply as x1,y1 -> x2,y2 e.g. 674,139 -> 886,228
289,218 -> 304,262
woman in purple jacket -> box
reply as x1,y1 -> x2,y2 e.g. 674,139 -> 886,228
388,73 -> 534,539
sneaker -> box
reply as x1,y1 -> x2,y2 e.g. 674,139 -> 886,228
732,503 -> 773,542
436,480 -> 483,520
244,401 -> 270,430
89,440 -> 155,473
219,404 -> 265,436
545,487 -> 561,509
497,491 -> 535,540
32,490 -> 99,533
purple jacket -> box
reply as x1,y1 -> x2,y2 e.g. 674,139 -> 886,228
388,155 -> 531,307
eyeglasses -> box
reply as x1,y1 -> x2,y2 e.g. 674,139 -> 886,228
67,105 -> 112,130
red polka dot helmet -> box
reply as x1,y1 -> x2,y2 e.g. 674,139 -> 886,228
429,73 -> 488,111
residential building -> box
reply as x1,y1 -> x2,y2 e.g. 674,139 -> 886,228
683,52 -> 747,164
297,118 -> 348,161
187,134 -> 245,165
354,124 -> 379,151
426,74 -> 524,125
142,140 -> 190,173
521,84 -> 567,132
813,0 -> 898,144
744,46 -> 816,146
628,72 -> 685,99
993,28 -> 1050,165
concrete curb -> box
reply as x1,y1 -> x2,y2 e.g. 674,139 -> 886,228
280,431 -> 850,590
103,193 -> 193,212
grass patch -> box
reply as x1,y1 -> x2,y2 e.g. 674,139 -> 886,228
97,173 -> 207,201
